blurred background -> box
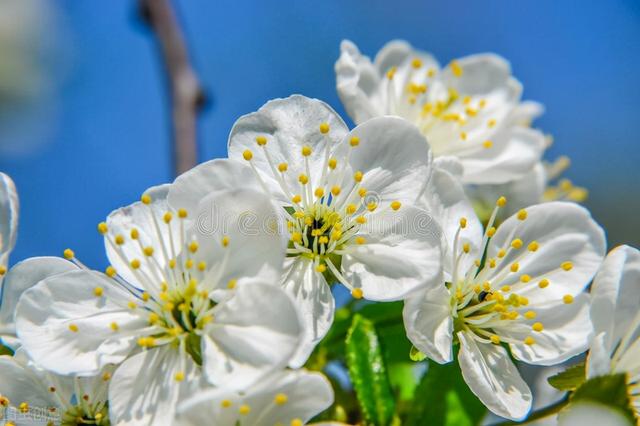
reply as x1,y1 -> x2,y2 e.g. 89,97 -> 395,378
0,0 -> 639,269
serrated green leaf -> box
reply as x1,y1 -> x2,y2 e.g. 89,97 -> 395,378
547,361 -> 586,391
571,373 -> 636,424
0,343 -> 13,356
410,346 -> 426,362
406,360 -> 486,426
346,314 -> 396,426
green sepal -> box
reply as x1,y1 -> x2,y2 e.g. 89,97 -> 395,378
547,361 -> 586,391
570,373 -> 636,424
185,333 -> 203,366
409,345 -> 427,362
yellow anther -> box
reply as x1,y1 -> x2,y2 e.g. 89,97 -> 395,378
561,261 -> 573,271
130,228 -> 139,240
315,187 -> 325,198
488,119 -> 497,128
532,322 -> 544,332
367,202 -> 377,212
488,335 -> 501,345
331,186 -> 341,196
510,262 -> 520,273
169,259 -> 176,269
563,294 -> 574,304
274,393 -> 288,405
178,209 -> 188,218
483,140 -> 493,149
354,171 -> 363,182
450,60 -> 463,77
319,122 -> 330,134
355,236 -> 366,245
331,230 -> 343,240
163,302 -> 174,311
242,150 -> 253,161
148,313 -> 160,324
497,249 -> 506,258
427,68 -> 436,77
114,234 -> 125,245
97,222 -> 108,235
291,232 -> 303,244
501,285 -> 511,293
520,274 -> 531,283
143,246 -> 154,257
479,99 -> 487,108
174,372 -> 185,382
94,287 -> 104,297
538,279 -> 550,289
222,236 -> 230,247
466,107 -> 478,117
518,296 -> 529,306
350,136 -> 360,147
110,322 -> 119,331
511,239 -> 523,249
239,405 -> 251,415
315,264 -> 327,273
255,135 -> 267,146
221,400 -> 232,408
302,146 -> 312,156
0,266 -> 5,276
356,216 -> 366,225
185,241 -> 198,254
128,301 -> 137,309
517,209 -> 528,220
68,324 -> 79,333
528,241 -> 539,252
130,259 -> 141,269
298,174 -> 309,185
489,259 -> 496,268
163,212 -> 173,223
197,261 -> 206,271
411,57 -> 423,68
0,396 -> 9,407
390,201 -> 401,211
386,66 -> 397,79
105,266 -> 117,277
463,243 -> 470,253
493,303 -> 506,312
102,372 -> 112,381
524,311 -> 537,319
496,196 -> 507,207
524,336 -> 535,346
346,204 -> 357,215
278,163 -> 288,172
474,259 -> 481,267
487,227 -> 496,237
141,194 -> 152,205
460,131 -> 467,141
63,249 -> 75,260
141,292 -> 150,302
351,288 -> 364,299
227,279 -> 237,289
328,158 -> 338,170
358,188 -> 367,198
291,194 -> 302,204
19,402 -> 29,413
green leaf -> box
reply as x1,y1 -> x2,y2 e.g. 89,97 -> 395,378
346,314 -> 396,426
0,343 -> 13,356
571,373 -> 636,424
406,360 -> 486,426
410,346 -> 427,362
547,362 -> 586,391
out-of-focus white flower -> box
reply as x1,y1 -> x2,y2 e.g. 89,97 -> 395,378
588,245 -> 640,417
558,401 -> 633,426
15,186 -> 303,426
0,172 -> 18,281
176,369 -> 334,426
335,40 -> 546,185
0,349 -> 113,425
403,199 -> 606,420
169,95 -> 444,366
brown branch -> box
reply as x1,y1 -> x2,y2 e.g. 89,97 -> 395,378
140,0 -> 205,176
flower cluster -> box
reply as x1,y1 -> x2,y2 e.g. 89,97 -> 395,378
0,40 -> 636,426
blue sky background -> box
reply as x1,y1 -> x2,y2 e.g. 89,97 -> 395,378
1,0 -> 639,269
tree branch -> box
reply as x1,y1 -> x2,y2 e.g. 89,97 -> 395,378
140,0 -> 205,175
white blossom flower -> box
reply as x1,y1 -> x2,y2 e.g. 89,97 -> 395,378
176,369 -> 334,426
0,349 -> 113,426
403,199 -> 606,420
169,95 -> 443,365
335,40 -> 546,185
587,245 -> 640,417
0,257 -> 75,350
15,185 -> 303,425
0,172 -> 19,284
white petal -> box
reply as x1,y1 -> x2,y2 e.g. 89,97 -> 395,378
0,257 -> 76,349
335,39 -> 385,123
0,172 -> 19,268
440,54 -> 515,96
590,245 -> 640,355
485,202 -> 606,305
168,158 -> 262,214
203,282 -> 301,390
402,284 -> 453,363
187,188 -> 287,289
177,369 -> 334,426
586,332 -> 613,379
282,257 -> 335,368
558,401 -> 633,426
508,101 -> 545,126
342,205 -> 443,301
347,116 -> 432,205
0,355 -> 59,411
498,293 -> 592,365
104,184 -> 179,288
16,269 -> 148,375
109,347 -> 204,426
458,331 -> 532,420
228,95 -> 349,202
